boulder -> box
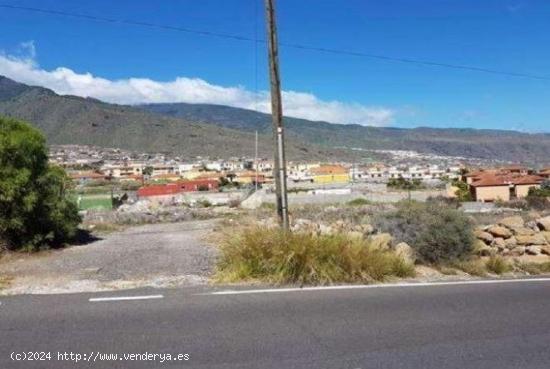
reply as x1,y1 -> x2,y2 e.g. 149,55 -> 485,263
475,230 -> 494,244
499,216 -> 524,230
512,227 -> 535,236
515,234 -> 547,246
526,220 -> 540,232
542,231 -> 550,244
536,216 -> 550,231
394,242 -> 416,264
487,225 -> 512,239
511,246 -> 526,256
540,245 -> 550,256
369,233 -> 393,250
526,246 -> 542,256
492,237 -> 506,250
504,236 -> 518,249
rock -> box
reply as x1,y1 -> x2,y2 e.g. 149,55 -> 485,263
492,237 -> 506,250
504,236 -> 517,249
512,227 -> 535,236
487,225 -> 512,239
542,231 -> 550,244
394,242 -> 416,264
526,220 -> 540,232
526,246 -> 542,255
536,216 -> 550,231
500,248 -> 511,256
499,216 -> 524,230
369,233 -> 393,250
540,245 -> 550,256
511,246 -> 526,256
516,234 -> 547,246
475,230 -> 494,244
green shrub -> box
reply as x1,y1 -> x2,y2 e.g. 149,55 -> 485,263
387,177 -> 425,191
197,199 -> 212,208
374,201 -> 474,263
119,180 -> 142,191
215,227 -> 415,285
485,256 -> 511,275
347,198 -> 371,206
0,117 -> 81,251
451,180 -> 473,202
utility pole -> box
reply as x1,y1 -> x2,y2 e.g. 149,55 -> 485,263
255,130 -> 259,192
265,0 -> 289,230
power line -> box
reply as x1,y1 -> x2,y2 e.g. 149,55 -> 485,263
2,3 -> 549,81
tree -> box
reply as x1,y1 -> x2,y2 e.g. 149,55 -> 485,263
0,117 -> 81,251
142,166 -> 154,176
452,179 -> 473,202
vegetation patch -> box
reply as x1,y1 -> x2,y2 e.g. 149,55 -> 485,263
452,260 -> 487,277
374,200 -> 474,264
387,177 -> 425,191
77,196 -> 113,211
0,117 -> 81,251
215,227 -> 415,285
0,275 -> 12,291
346,198 -> 372,206
485,256 -> 511,275
517,262 -> 550,275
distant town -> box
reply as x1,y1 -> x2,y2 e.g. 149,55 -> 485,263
49,144 -> 550,210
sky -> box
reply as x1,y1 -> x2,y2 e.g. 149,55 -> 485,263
0,0 -> 549,131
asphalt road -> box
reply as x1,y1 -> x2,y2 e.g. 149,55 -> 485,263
2,279 -> 550,369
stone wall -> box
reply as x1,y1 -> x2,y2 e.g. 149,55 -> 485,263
474,215 -> 550,257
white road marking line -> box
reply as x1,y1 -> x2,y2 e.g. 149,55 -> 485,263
206,277 -> 550,295
89,295 -> 164,302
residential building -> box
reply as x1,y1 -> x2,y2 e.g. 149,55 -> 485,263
137,179 -> 219,200
310,165 -> 350,184
469,173 -> 544,202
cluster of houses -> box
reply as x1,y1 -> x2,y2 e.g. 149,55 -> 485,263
55,143 -> 548,205
454,166 -> 550,202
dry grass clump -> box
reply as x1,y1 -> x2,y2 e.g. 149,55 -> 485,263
215,227 -> 415,285
485,256 -> 511,275
0,275 -> 13,290
452,260 -> 487,277
517,262 -> 550,275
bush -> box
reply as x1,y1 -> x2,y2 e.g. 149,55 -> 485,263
119,180 -> 142,191
451,180 -> 473,202
374,201 -> 474,264
387,177 -> 425,191
215,227 -> 415,285
347,198 -> 371,206
0,117 -> 81,251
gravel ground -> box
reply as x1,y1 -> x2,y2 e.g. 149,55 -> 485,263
0,220 -> 219,295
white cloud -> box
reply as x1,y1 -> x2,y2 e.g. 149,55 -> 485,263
0,42 -> 394,126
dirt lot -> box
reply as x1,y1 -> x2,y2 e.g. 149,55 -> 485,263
0,220 -> 218,295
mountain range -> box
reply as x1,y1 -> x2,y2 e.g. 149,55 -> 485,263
1,75 -> 549,164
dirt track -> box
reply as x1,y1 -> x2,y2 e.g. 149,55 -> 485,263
0,220 -> 218,295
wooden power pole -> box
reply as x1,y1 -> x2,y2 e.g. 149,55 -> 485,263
265,0 -> 289,230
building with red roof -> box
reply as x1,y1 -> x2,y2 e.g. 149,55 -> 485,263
137,179 -> 219,200
468,172 -> 544,202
